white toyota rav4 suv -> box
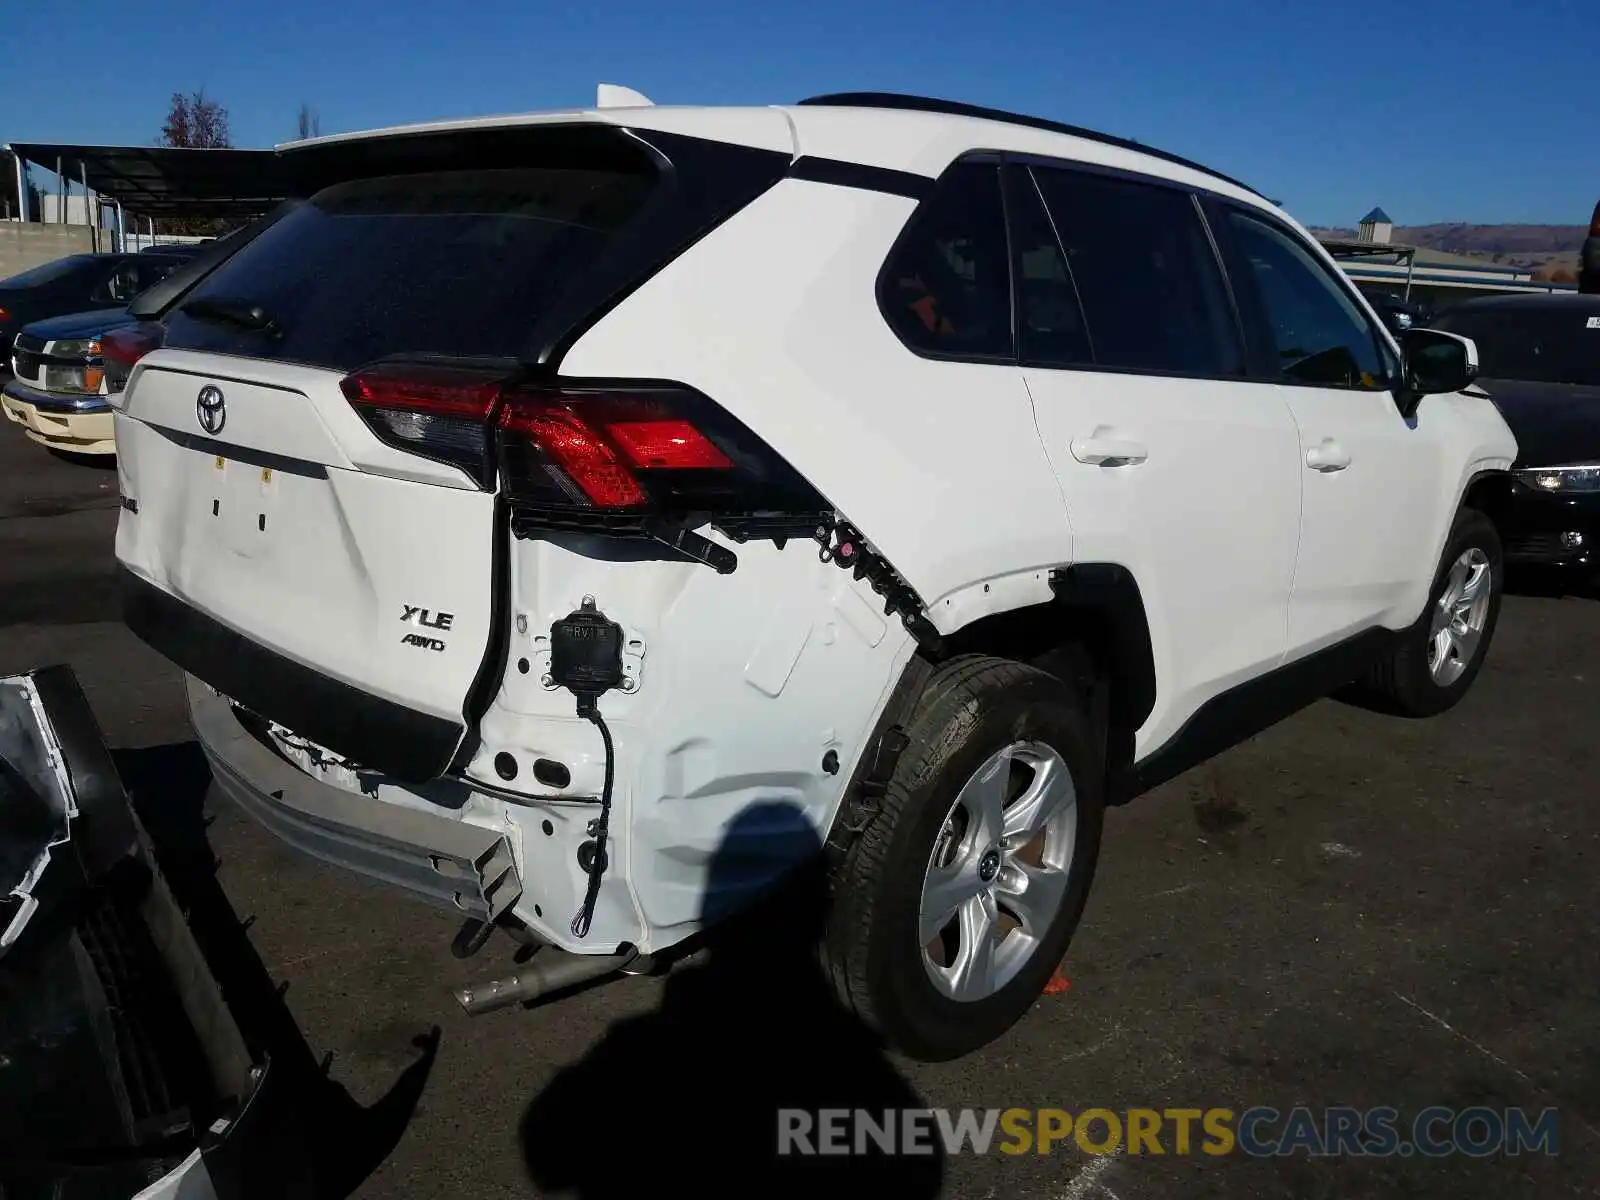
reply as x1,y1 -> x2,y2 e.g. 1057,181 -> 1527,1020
108,90 -> 1516,1061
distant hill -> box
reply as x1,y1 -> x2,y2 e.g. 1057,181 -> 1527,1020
1309,223 -> 1586,270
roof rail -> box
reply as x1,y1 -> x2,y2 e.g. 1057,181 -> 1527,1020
794,92 -> 1263,199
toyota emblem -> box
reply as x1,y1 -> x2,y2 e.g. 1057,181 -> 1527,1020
196,386 -> 226,435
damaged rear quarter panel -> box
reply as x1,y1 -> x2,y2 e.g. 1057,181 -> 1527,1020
466,530 -> 919,952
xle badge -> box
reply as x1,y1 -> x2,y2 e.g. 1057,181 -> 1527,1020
401,604 -> 454,651
401,605 -> 454,630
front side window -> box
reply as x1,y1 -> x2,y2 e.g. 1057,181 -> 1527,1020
1225,211 -> 1389,390
878,160 -> 1012,360
1029,165 -> 1241,377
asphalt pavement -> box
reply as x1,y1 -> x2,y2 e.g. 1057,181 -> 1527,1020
2,424 -> 1597,1199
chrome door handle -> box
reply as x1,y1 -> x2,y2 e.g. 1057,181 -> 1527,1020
1306,439 -> 1351,472
1070,436 -> 1148,466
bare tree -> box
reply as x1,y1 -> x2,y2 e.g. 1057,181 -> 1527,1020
297,103 -> 321,140
157,90 -> 232,235
162,90 -> 232,149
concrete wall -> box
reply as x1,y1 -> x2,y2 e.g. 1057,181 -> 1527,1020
0,223 -> 98,281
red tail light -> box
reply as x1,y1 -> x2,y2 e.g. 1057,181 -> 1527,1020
341,364 -> 502,485
100,323 -> 165,393
497,389 -> 737,510
339,366 -> 827,534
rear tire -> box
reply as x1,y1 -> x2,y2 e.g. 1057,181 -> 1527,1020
824,655 -> 1105,1062
1365,508 -> 1503,717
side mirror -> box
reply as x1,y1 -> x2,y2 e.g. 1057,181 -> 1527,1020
1396,328 -> 1477,418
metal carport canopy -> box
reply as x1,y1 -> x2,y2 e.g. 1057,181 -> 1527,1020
5,142 -> 293,219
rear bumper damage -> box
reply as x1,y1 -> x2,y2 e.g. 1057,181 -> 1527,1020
188,676 -> 522,922
1,666 -> 303,1200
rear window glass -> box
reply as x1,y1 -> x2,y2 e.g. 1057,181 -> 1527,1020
2,256 -> 93,288
159,167 -> 656,371
1432,308 -> 1600,387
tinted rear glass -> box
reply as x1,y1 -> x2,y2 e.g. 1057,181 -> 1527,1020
1433,308 -> 1600,387
160,167 -> 656,371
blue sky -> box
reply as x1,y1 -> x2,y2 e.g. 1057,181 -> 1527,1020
1,0 -> 1592,227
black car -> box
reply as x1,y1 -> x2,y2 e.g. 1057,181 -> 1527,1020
0,253 -> 190,361
1430,293 -> 1600,572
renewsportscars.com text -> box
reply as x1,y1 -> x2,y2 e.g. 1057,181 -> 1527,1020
777,1106 -> 1560,1158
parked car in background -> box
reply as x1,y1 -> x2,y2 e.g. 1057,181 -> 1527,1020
2,306 -> 140,456
1361,289 -> 1427,333
1581,199 -> 1599,294
1431,292 -> 1600,574
0,252 -> 189,363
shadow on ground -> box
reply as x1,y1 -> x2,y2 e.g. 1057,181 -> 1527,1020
1505,565 -> 1600,602
519,801 -> 945,1200
115,742 -> 441,1199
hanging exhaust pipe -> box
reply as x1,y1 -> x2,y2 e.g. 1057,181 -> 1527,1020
454,948 -> 640,1015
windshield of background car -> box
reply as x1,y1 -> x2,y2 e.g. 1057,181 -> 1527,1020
1433,308 -> 1600,387
0,257 -> 93,289
157,166 -> 657,372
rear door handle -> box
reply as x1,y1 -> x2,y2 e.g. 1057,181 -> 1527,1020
1306,439 -> 1351,472
1070,435 -> 1148,466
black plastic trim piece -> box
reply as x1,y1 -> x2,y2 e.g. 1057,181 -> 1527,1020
447,495 -> 512,776
796,91 -> 1265,198
786,156 -> 933,199
118,567 -> 462,784
24,665 -> 141,879
148,425 -> 327,479
1048,565 -> 1157,730
1124,626 -> 1396,799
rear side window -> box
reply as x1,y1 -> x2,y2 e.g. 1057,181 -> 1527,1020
160,167 -> 656,371
1029,166 -> 1241,377
878,160 -> 1013,360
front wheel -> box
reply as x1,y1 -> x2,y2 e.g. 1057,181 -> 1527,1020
824,656 -> 1105,1062
1365,508 -> 1504,717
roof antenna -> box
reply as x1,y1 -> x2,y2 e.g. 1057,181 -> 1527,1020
596,83 -> 654,109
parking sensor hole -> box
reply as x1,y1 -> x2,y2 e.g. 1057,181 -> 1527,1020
494,752 -> 517,780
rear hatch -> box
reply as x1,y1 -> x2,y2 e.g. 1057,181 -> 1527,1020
115,120 -> 797,783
